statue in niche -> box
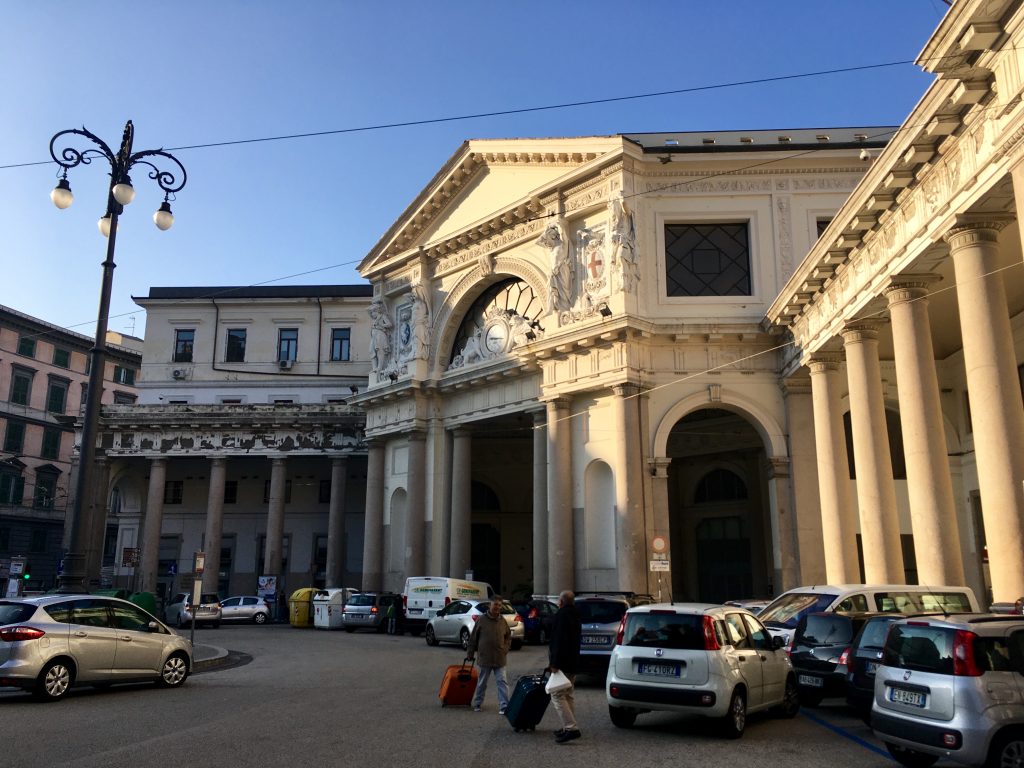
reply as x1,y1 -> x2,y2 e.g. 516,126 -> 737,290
368,299 -> 393,373
404,286 -> 431,361
609,194 -> 639,293
536,216 -> 573,314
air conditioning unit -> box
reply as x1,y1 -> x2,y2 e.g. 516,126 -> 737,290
279,360 -> 294,370
171,369 -> 186,380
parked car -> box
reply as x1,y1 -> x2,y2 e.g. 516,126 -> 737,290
510,599 -> 557,643
164,592 -> 222,628
724,598 -> 772,615
872,614 -> 1024,768
789,611 -> 880,706
424,599 -> 524,651
606,602 -> 798,738
219,596 -> 270,624
0,595 -> 192,701
577,594 -> 637,674
342,592 -> 402,633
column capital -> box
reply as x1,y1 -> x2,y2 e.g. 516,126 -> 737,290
405,429 -> 427,443
841,321 -> 884,345
806,352 -> 842,374
270,456 -> 287,467
884,274 -> 942,306
943,215 -> 1012,252
612,383 -> 641,399
543,396 -> 573,412
450,426 -> 473,439
531,408 -> 547,425
150,456 -> 167,468
208,456 -> 227,468
765,456 -> 791,479
330,456 -> 348,467
647,457 -> 672,478
781,374 -> 812,397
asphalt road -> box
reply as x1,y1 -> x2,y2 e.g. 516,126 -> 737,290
1,623 -> 907,768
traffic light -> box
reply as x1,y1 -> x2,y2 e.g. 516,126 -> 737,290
21,564 -> 30,580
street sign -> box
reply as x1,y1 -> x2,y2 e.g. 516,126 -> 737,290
649,560 -> 671,572
651,536 -> 667,553
193,552 -> 205,575
9,559 -> 24,576
191,578 -> 203,606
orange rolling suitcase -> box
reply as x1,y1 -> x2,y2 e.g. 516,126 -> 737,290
439,658 -> 478,707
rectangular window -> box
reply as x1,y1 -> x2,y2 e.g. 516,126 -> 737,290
816,217 -> 833,238
113,365 -> 136,385
225,329 -> 247,363
29,528 -> 47,553
224,480 -> 238,505
52,348 -> 71,368
278,328 -> 298,362
41,428 -> 62,460
263,479 -> 292,503
3,421 -> 25,453
33,474 -> 56,510
113,392 -> 136,405
664,222 -> 752,297
173,329 -> 195,363
319,479 -> 331,504
0,474 -> 25,505
330,328 -> 351,362
9,368 -> 33,406
46,379 -> 68,414
163,480 -> 184,505
17,336 -> 35,358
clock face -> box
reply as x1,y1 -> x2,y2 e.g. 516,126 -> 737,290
484,322 -> 508,354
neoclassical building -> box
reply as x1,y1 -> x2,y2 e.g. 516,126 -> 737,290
353,129 -> 885,602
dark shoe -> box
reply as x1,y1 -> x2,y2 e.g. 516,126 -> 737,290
555,729 -> 581,744
553,729 -> 565,738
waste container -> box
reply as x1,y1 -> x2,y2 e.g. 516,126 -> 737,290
129,591 -> 158,617
93,589 -> 131,599
288,587 -> 318,628
312,588 -> 347,630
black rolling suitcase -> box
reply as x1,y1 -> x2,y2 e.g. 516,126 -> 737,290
505,673 -> 550,732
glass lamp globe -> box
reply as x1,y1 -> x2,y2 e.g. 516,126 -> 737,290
50,179 -> 73,209
98,215 -> 112,238
153,201 -> 174,231
112,180 -> 135,206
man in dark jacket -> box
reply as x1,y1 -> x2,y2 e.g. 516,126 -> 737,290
548,590 -> 582,743
467,596 -> 512,713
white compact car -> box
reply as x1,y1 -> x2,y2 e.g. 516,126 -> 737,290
606,603 -> 799,738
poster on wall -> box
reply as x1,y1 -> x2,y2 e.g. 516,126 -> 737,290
258,575 -> 277,601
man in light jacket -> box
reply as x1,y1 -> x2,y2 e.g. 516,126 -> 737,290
466,596 -> 512,714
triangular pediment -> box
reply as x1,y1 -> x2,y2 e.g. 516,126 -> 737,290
359,136 -> 623,276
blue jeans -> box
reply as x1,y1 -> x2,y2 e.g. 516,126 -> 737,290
473,665 -> 509,710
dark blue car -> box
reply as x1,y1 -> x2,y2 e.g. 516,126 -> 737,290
511,599 -> 557,643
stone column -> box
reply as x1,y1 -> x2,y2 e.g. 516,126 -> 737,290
885,279 -> 965,586
842,323 -> 905,583
782,376 -> 826,585
449,428 -> 472,578
263,457 -> 287,577
404,431 -> 427,578
429,419 -> 452,576
532,410 -> 549,597
612,384 -> 646,593
808,355 -> 861,583
325,457 -> 348,588
546,397 -> 574,592
648,457 -> 672,602
946,221 -> 1024,601
766,457 -> 797,593
361,439 -> 386,592
139,457 -> 167,594
201,457 -> 227,593
85,456 -> 112,588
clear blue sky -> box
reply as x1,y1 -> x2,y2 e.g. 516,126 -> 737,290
1,1 -> 947,338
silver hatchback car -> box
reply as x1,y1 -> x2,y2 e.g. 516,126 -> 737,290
0,595 -> 192,701
872,614 -> 1024,767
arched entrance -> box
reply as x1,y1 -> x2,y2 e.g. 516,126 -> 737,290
667,408 -> 772,603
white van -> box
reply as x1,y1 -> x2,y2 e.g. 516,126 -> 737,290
402,576 -> 493,634
758,583 -> 980,644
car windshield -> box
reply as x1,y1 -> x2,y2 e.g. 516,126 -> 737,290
347,594 -> 375,607
797,614 -> 853,646
200,594 -> 219,604
759,592 -> 838,629
577,601 -> 628,625
0,602 -> 36,626
623,613 -> 705,650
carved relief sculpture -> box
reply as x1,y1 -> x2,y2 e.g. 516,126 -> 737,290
368,299 -> 393,374
609,193 -> 639,293
408,285 -> 431,361
448,307 -> 541,371
536,217 -> 574,314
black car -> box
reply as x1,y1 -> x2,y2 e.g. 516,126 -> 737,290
511,599 -> 557,643
790,611 -> 881,706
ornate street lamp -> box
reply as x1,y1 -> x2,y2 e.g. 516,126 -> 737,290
49,120 -> 186,592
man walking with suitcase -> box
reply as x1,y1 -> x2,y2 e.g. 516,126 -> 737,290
549,590 -> 582,743
466,596 -> 512,714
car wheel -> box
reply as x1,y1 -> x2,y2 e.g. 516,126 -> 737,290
987,731 -> 1024,768
511,640 -> 523,651
212,622 -> 221,629
344,627 -> 356,633
775,676 -> 800,718
884,743 -> 938,768
157,653 -> 190,688
798,689 -> 823,707
719,688 -> 746,739
35,659 -> 74,702
609,705 -> 637,729
425,626 -> 439,647
460,628 -> 471,651
253,612 -> 268,625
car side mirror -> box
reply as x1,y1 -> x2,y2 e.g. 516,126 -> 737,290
148,621 -> 160,632
772,636 -> 786,650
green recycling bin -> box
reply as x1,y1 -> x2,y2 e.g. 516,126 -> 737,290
288,588 -> 318,628
129,591 -> 158,617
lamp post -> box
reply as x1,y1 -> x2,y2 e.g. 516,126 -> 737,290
49,120 -> 186,592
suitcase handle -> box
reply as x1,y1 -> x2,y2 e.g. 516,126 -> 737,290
462,657 -> 474,668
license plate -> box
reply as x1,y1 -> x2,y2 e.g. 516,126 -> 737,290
866,662 -> 879,674
890,688 -> 925,707
799,675 -> 823,688
582,635 -> 609,646
638,662 -> 680,677
407,608 -> 422,614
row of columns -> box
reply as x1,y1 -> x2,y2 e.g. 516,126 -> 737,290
360,386 -> 650,596
806,220 -> 1024,600
136,455 -> 352,594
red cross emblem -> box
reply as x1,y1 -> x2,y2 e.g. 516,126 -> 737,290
587,249 -> 603,279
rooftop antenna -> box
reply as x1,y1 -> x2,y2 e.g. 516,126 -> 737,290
126,315 -> 136,336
